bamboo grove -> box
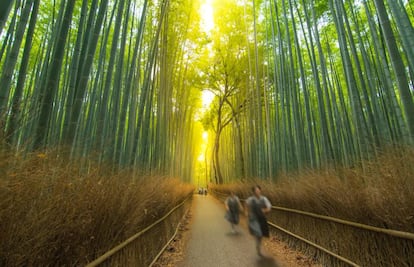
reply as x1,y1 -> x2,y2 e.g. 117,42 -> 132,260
0,0 -> 202,181
1,0 -> 414,184
197,0 -> 414,183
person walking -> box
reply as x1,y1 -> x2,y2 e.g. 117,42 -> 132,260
245,185 -> 272,256
225,191 -> 243,233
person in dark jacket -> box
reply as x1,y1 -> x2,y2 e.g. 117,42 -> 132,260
225,191 -> 243,233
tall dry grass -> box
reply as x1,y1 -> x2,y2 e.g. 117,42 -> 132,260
211,146 -> 414,265
210,146 -> 414,232
0,150 -> 193,266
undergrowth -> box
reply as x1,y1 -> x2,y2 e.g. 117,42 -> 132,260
210,146 -> 414,232
210,147 -> 414,265
0,150 -> 193,266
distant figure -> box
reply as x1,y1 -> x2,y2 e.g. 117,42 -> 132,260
225,191 -> 243,233
203,188 -> 208,196
246,185 -> 271,256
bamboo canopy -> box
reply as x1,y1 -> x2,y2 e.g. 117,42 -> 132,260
0,0 -> 413,183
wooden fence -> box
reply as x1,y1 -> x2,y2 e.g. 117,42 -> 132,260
212,190 -> 414,266
86,194 -> 192,267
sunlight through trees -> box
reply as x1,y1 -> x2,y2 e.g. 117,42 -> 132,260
0,0 -> 413,183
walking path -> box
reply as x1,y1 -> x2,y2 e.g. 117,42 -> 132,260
179,194 -> 281,267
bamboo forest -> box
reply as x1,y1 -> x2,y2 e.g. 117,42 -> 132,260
1,0 -> 414,266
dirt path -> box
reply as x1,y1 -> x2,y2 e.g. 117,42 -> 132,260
179,195 -> 280,267
154,195 -> 320,267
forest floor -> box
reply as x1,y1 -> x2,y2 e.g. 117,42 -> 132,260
153,195 -> 321,267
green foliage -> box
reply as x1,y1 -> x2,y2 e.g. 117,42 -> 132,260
0,0 -> 413,182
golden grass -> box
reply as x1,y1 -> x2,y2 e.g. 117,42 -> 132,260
0,150 -> 193,266
211,146 -> 414,231
210,146 -> 414,265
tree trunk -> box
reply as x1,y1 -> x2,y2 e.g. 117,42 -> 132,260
35,0 -> 76,148
0,0 -> 33,113
374,0 -> 414,141
0,0 -> 14,34
6,0 -> 40,144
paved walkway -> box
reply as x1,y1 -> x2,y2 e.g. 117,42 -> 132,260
179,195 -> 281,267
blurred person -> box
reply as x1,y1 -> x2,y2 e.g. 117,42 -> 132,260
225,191 -> 243,233
245,185 -> 271,256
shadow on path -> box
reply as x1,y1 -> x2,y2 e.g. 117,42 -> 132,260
256,256 -> 279,267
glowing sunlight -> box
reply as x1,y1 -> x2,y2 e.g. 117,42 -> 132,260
197,132 -> 209,162
201,90 -> 215,109
200,0 -> 214,34
197,153 -> 205,162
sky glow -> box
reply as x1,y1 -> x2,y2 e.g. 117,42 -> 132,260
197,131 -> 209,162
201,90 -> 215,109
200,0 -> 214,34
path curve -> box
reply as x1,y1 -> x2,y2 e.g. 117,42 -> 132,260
179,195 -> 281,267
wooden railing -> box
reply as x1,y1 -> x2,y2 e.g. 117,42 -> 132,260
86,194 -> 192,267
211,190 -> 414,267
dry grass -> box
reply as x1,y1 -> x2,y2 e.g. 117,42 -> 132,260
210,146 -> 414,265
211,146 -> 414,231
0,150 -> 193,266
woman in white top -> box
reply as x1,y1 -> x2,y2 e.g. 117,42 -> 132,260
245,185 -> 271,256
